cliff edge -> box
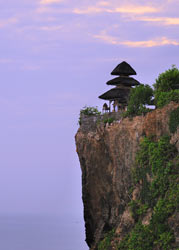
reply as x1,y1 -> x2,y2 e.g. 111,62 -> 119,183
75,102 -> 179,250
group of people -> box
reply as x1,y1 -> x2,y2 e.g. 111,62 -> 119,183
102,101 -> 126,113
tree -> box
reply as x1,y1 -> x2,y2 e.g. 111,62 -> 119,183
125,84 -> 154,117
153,65 -> 179,93
153,65 -> 179,108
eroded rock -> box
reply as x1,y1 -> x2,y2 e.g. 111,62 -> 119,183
75,102 -> 179,249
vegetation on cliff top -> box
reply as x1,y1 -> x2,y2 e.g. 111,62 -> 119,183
154,90 -> 179,108
123,84 -> 153,117
169,107 -> 179,134
98,135 -> 179,250
123,65 -> 179,117
154,65 -> 179,93
78,106 -> 101,125
79,66 -> 179,125
154,65 -> 179,108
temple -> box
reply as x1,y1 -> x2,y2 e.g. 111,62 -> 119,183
99,61 -> 140,112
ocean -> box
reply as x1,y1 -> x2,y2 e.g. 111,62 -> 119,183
0,215 -> 88,250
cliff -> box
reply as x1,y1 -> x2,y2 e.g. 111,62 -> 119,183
75,102 -> 179,250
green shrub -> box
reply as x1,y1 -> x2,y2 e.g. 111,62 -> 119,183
80,106 -> 101,116
154,65 -> 179,107
79,106 -> 101,125
125,222 -> 154,250
118,135 -> 178,249
155,90 -> 179,108
169,107 -> 179,133
129,200 -> 148,221
124,84 -> 153,117
154,65 -> 179,93
103,117 -> 115,125
97,136 -> 178,250
98,229 -> 115,250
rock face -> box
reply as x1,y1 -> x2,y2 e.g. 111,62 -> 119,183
75,102 -> 179,249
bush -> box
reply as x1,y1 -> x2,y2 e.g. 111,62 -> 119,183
79,106 -> 101,125
103,117 -> 115,125
80,106 -> 101,116
154,65 -> 179,93
155,90 -> 179,108
97,136 -> 178,250
98,229 -> 115,250
119,135 -> 178,249
129,200 -> 148,221
169,107 -> 179,133
154,65 -> 179,107
124,84 -> 153,117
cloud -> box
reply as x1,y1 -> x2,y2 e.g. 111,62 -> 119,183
73,4 -> 158,15
121,37 -> 179,47
129,16 -> 179,25
167,0 -> 178,2
40,0 -> 63,5
1,0 -> 178,56
0,58 -> 14,64
0,17 -> 18,28
36,6 -> 53,13
21,65 -> 41,71
0,58 -> 41,71
94,31 -> 179,47
94,31 -> 118,45
35,5 -> 68,14
73,7 -> 104,14
115,6 -> 158,14
98,1 -> 110,6
39,25 -> 62,31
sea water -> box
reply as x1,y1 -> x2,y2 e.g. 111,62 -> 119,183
0,215 -> 88,250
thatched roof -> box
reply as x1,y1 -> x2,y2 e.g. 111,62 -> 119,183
111,61 -> 136,76
106,76 -> 140,86
98,87 -> 130,101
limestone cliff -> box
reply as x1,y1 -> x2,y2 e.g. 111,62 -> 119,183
75,102 -> 179,250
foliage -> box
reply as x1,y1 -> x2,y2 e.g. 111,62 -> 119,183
154,65 -> 179,93
118,222 -> 154,250
118,135 -> 178,250
78,106 -> 101,125
169,107 -> 179,134
97,136 -> 178,250
80,106 -> 101,116
123,66 -> 179,115
154,65 -> 179,107
123,84 -> 154,117
129,200 -> 148,222
103,117 -> 115,125
155,90 -> 179,108
98,229 -> 115,250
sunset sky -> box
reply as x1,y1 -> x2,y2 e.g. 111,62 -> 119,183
0,0 -> 178,220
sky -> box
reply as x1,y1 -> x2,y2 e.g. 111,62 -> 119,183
0,0 -> 178,218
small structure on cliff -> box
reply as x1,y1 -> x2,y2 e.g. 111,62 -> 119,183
99,61 -> 140,112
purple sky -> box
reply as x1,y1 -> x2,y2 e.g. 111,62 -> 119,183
0,0 -> 178,217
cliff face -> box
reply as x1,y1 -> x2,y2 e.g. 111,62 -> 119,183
75,102 -> 179,249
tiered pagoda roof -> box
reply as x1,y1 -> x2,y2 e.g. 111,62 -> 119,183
98,88 -> 129,101
98,61 -> 140,105
106,76 -> 140,87
111,61 -> 137,76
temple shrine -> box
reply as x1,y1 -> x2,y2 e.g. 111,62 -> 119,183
99,61 -> 140,112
